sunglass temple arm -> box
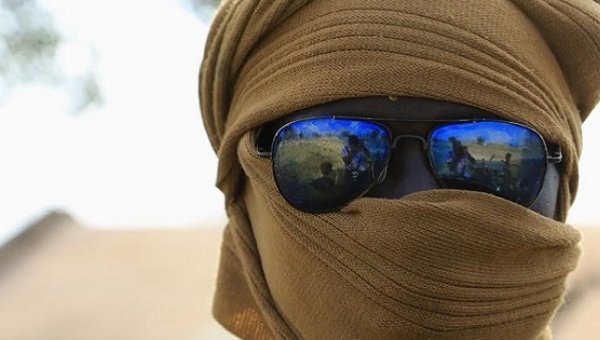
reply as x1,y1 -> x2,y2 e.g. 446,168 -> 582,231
547,146 -> 562,164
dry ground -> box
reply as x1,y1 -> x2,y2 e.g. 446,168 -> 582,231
0,212 -> 597,340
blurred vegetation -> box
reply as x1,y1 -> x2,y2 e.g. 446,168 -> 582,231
183,0 -> 220,11
0,0 -> 102,113
0,0 -> 60,84
180,0 -> 220,22
1,0 -> 220,114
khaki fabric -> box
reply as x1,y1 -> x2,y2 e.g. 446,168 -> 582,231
199,0 -> 600,339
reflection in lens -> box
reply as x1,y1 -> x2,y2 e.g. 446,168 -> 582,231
429,121 -> 546,206
272,118 -> 390,213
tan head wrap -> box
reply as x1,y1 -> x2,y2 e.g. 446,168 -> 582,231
199,1 -> 600,339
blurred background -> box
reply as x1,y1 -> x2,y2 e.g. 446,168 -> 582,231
0,0 -> 598,339
0,0 -> 224,238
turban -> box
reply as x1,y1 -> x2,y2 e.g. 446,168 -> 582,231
199,0 -> 600,339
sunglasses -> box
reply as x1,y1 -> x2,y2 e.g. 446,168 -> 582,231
256,117 -> 562,213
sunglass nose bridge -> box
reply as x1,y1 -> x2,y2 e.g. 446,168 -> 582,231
391,135 -> 428,150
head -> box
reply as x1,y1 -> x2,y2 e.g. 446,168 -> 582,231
200,1 -> 600,339
347,134 -> 359,146
319,161 -> 332,176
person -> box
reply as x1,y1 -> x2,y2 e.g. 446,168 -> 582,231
447,138 -> 476,179
499,152 -> 515,192
199,1 -> 600,339
341,134 -> 372,185
311,161 -> 335,192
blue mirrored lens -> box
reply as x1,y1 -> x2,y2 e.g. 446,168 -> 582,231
272,118 -> 391,213
429,121 -> 547,206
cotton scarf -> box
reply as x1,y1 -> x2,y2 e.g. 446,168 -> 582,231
199,1 -> 600,339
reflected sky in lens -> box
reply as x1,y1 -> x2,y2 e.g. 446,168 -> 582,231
284,118 -> 388,140
431,121 -> 543,147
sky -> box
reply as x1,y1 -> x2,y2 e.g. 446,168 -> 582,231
1,0 -> 599,245
0,0 -> 223,243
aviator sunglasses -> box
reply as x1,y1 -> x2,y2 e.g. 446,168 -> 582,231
256,117 -> 562,213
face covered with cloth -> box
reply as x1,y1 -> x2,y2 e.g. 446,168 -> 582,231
199,1 -> 600,339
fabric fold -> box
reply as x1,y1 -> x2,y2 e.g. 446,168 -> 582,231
237,133 -> 581,339
199,0 -> 600,339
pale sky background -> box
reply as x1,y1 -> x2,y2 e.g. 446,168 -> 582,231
1,0 -> 599,244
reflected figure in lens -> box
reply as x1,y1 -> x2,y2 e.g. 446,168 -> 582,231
499,152 -> 516,193
458,146 -> 476,178
312,161 -> 336,192
501,153 -> 512,171
342,135 -> 372,185
447,137 -> 475,178
473,158 -> 490,180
